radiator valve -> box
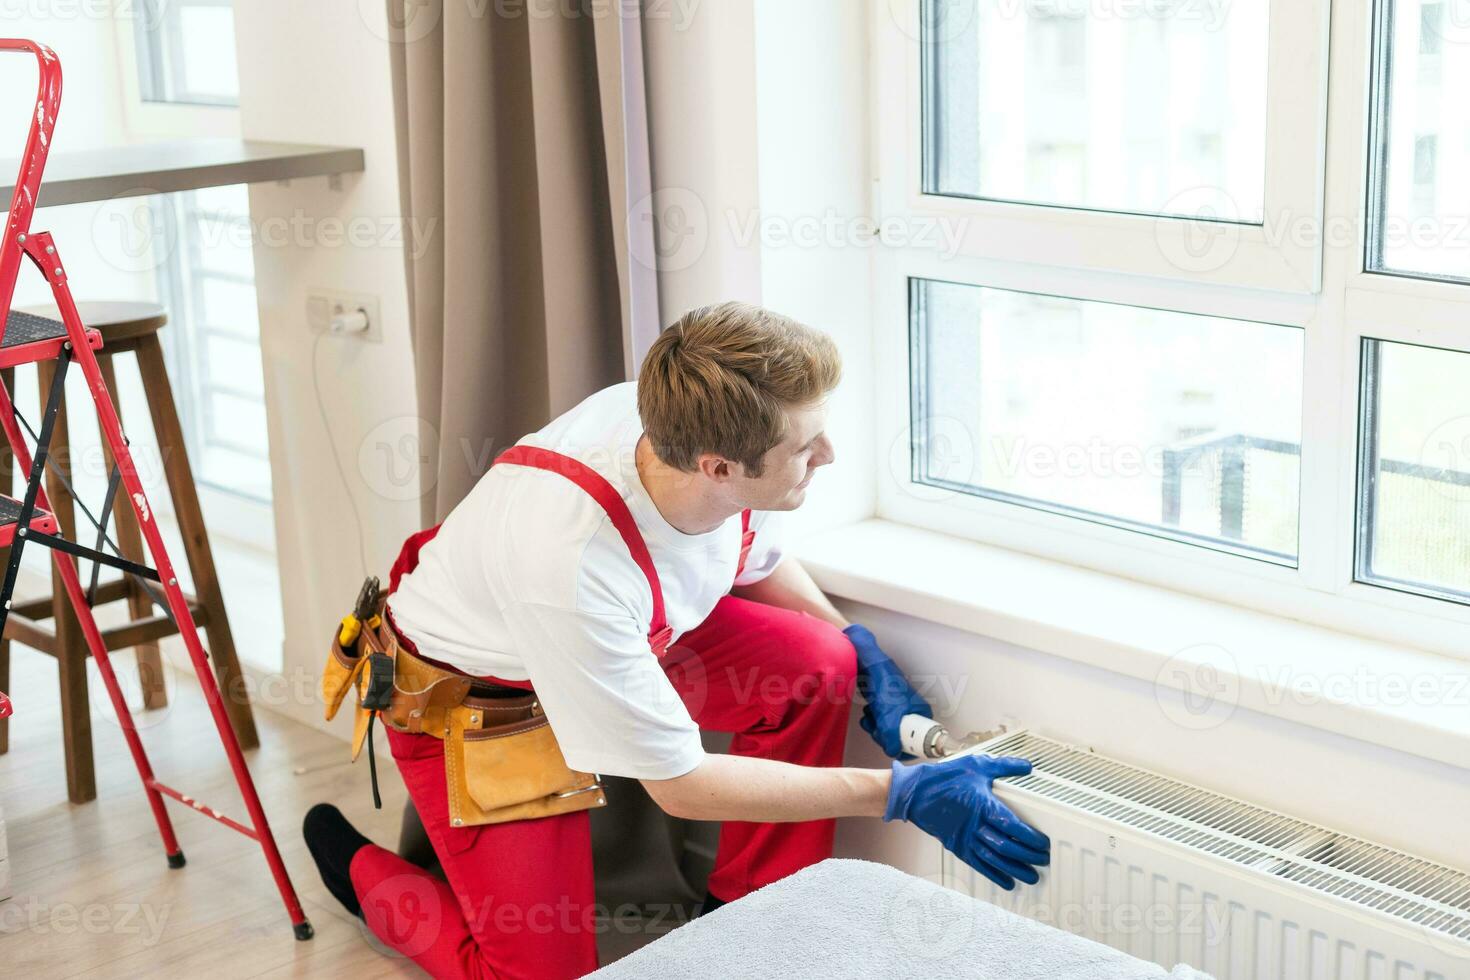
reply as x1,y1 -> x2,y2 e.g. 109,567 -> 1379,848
899,713 -> 1000,760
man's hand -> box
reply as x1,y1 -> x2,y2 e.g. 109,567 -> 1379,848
844,624 -> 933,758
885,755 -> 1050,890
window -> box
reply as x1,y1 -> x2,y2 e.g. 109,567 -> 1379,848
912,279 -> 1303,561
923,0 -> 1270,221
1367,0 -> 1470,282
154,186 -> 271,502
1357,340 -> 1470,602
133,0 -> 240,106
880,0 -> 1330,292
875,0 -> 1470,654
128,0 -> 265,501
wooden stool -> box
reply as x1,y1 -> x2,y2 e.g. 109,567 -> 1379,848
0,301 -> 258,803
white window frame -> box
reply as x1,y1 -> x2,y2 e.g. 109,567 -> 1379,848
870,0 -> 1470,661
876,0 -> 1333,293
110,1 -> 241,139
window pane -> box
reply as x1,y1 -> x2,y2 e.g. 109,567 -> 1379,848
1357,340 -> 1470,602
189,221 -> 255,279
198,444 -> 273,502
205,335 -> 264,398
198,277 -> 260,337
193,183 -> 252,215
176,7 -> 240,103
911,278 -> 1303,560
207,392 -> 270,455
154,189 -> 271,502
1368,0 -> 1470,282
922,0 -> 1270,220
135,0 -> 240,107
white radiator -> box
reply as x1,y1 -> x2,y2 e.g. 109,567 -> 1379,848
943,731 -> 1470,979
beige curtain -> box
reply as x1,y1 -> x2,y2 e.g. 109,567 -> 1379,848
385,0 -> 702,912
389,0 -> 658,527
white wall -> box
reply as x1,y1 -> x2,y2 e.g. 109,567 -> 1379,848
0,16 -> 160,308
641,0 -> 763,319
230,0 -> 421,735
0,16 -> 157,326
752,0 -> 877,534
0,15 -> 127,154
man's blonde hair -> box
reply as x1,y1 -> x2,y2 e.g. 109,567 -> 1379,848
638,302 -> 841,476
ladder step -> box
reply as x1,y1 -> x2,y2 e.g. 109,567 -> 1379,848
0,310 -> 102,368
2,309 -> 66,346
0,493 -> 57,547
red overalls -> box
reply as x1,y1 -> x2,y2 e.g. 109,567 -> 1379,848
347,447 -> 856,979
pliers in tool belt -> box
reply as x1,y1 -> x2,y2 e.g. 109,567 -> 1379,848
337,575 -> 382,651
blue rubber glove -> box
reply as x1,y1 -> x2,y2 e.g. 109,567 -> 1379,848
844,624 -> 933,759
885,755 -> 1050,890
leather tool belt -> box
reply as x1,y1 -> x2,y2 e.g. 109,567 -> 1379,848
322,595 -> 605,828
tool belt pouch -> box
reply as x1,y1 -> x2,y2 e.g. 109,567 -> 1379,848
321,639 -> 378,762
444,701 -> 604,828
322,639 -> 364,724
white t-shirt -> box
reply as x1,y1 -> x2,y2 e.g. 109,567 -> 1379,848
388,382 -> 785,780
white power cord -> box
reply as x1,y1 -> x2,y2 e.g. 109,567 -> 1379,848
310,329 -> 371,579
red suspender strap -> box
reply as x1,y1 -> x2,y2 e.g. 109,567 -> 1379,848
736,508 -> 754,580
495,445 -> 677,656
388,523 -> 443,594
391,450 -> 758,660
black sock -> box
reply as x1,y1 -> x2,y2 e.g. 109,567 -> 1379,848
697,889 -> 728,917
303,803 -> 371,919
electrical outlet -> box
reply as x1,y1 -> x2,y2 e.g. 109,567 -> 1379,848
306,289 -> 382,343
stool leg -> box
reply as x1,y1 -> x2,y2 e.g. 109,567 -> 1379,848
134,335 -> 257,750
94,355 -> 167,711
38,359 -> 96,804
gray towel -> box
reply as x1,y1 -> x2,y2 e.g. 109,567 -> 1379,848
593,858 -> 1213,980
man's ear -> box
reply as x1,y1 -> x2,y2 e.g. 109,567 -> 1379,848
697,453 -> 734,482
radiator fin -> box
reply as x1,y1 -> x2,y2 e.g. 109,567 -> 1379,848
981,730 -> 1470,947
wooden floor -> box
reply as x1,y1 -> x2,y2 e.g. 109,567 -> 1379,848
0,643 -> 671,977
0,644 -> 427,978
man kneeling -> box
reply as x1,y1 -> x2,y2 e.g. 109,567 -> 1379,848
305,302 -> 1048,979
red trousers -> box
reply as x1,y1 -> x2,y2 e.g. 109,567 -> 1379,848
348,594 -> 856,979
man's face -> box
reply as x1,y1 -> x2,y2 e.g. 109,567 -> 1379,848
732,400 -> 835,511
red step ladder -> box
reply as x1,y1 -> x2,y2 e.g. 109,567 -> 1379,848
0,39 -> 311,940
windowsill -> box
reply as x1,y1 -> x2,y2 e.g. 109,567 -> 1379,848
796,519 -> 1470,772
